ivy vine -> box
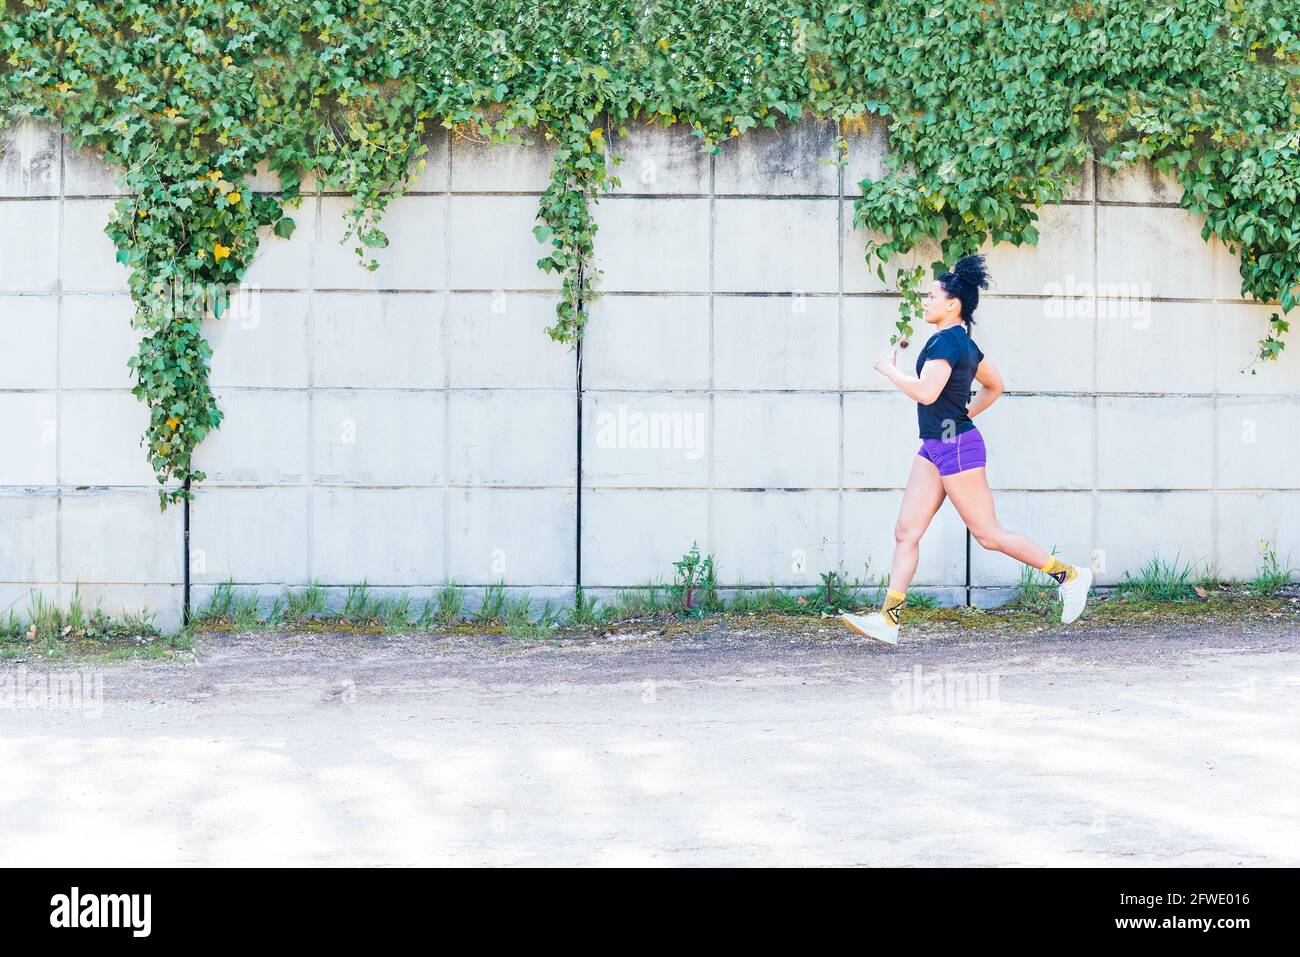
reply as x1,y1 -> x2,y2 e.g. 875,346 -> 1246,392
2,0 -> 1297,506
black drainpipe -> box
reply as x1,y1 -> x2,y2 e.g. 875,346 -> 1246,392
182,475 -> 192,626
575,267 -> 585,599
965,387 -> 975,607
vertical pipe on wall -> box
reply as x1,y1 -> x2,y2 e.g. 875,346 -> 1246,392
575,266 -> 585,600
182,476 -> 192,626
965,528 -> 972,608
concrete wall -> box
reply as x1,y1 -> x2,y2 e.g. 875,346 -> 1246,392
2,118 -> 1298,629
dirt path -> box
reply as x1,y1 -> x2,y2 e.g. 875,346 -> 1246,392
3,614 -> 1299,866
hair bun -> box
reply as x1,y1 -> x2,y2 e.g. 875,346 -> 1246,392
951,253 -> 990,291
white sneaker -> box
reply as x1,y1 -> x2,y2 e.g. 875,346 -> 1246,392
841,611 -> 899,646
1059,564 -> 1093,624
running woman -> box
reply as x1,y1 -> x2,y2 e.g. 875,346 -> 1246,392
842,254 -> 1091,646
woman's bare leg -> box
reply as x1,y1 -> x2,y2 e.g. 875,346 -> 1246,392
889,455 -> 948,592
939,467 -> 1053,568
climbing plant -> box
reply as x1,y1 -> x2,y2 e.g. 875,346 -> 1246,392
2,0 -> 1298,506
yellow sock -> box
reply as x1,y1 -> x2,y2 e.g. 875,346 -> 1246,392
882,589 -> 906,626
1040,557 -> 1077,585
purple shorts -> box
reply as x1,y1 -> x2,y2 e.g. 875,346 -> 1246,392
917,427 -> 987,476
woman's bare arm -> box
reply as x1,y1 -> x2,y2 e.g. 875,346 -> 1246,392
966,357 -> 1004,418
874,349 -> 952,404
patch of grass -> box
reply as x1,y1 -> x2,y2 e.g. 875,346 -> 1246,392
286,581 -> 328,621
475,582 -> 507,624
599,585 -> 666,622
200,580 -> 262,629
1115,554 -> 1201,604
343,582 -> 381,622
0,588 -> 178,662
1249,541 -> 1294,596
566,587 -> 601,626
379,594 -> 413,633
1015,562 -> 1061,615
427,582 -> 465,626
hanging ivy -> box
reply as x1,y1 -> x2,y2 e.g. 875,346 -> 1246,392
2,0 -> 1297,506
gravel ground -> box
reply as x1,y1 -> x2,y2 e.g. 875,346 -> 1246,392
2,608 -> 1299,866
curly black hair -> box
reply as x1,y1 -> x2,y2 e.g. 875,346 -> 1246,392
937,254 -> 991,327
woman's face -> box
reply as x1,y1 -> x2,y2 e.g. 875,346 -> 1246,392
923,280 -> 960,325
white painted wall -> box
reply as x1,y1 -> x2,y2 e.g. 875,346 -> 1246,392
2,118 -> 1297,629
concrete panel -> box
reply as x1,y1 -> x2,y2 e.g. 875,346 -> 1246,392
311,487 -> 444,585
964,297 -> 1095,394
1215,303 -> 1300,395
315,195 -> 446,290
314,390 -> 446,486
446,488 -> 576,586
1212,236 -> 1271,303
190,487 -> 310,584
969,491 -> 1094,586
715,198 -> 838,294
841,490 -> 969,588
842,297 -> 917,392
1097,205 -> 1215,300
0,393 -> 58,486
0,491 -> 58,582
242,195 -> 317,288
713,295 -> 838,390
582,295 -> 710,391
1216,397 -> 1300,489
978,204 -> 1095,297
206,292 -> 310,388
313,292 -> 444,389
450,132 -> 557,192
581,489 -> 709,585
1214,237 -> 1246,302
61,490 -> 181,584
0,120 -> 60,196
844,391 -> 927,488
62,137 -> 128,195
446,293 -> 572,389
1214,491 -> 1300,582
593,197 -> 710,293
969,395 -> 1094,490
711,490 -> 838,586
1097,396 -> 1213,490
610,121 -> 710,195
713,393 -> 839,488
1096,302 -> 1215,394
714,120 -> 840,196
448,195 -> 561,291
842,218 -> 946,294
60,392 -> 156,487
404,130 -> 451,193
60,200 -> 131,293
0,200 -> 59,293
195,390 -> 310,485
582,392 -> 709,488
843,121 -> 891,192
1097,159 -> 1183,204
60,295 -> 136,389
1094,491 -> 1213,586
447,390 -> 574,487
0,295 -> 58,389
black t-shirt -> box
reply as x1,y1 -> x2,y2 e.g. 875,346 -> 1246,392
914,324 -> 985,439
